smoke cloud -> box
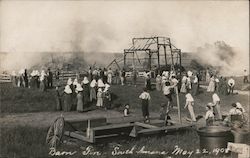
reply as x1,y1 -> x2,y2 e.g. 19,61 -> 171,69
195,41 -> 246,76
0,1 -> 248,75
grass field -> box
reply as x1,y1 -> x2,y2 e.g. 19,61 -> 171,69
1,125 -> 231,158
0,80 -> 249,158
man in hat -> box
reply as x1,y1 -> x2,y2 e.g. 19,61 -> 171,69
47,68 -> 53,89
139,87 -> 151,123
243,69 -> 248,83
120,68 -> 126,86
228,78 -> 235,95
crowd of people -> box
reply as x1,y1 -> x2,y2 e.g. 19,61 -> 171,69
9,66 -> 248,127
56,76 -> 112,112
206,72 -> 236,95
139,68 -> 248,126
10,68 -> 55,91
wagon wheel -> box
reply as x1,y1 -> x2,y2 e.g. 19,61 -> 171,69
46,116 -> 65,149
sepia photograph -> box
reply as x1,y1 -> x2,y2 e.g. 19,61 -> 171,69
0,0 -> 249,158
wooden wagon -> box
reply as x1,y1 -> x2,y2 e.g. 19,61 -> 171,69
46,116 -> 194,148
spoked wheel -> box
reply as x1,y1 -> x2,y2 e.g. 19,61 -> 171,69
46,116 -> 65,149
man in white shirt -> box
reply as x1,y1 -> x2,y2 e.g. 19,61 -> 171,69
243,69 -> 248,83
212,93 -> 222,120
139,88 -> 151,123
228,78 -> 235,95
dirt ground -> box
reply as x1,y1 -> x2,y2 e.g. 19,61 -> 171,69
0,109 -> 203,128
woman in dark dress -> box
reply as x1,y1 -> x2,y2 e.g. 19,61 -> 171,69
81,77 -> 90,108
75,84 -> 84,112
103,87 -> 111,110
63,85 -> 72,111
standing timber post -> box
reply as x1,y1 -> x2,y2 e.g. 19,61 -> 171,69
164,45 -> 167,66
123,51 -> 126,68
157,37 -> 160,69
132,52 -> 135,69
123,36 -> 182,72
148,51 -> 152,70
169,40 -> 175,71
179,51 -> 182,68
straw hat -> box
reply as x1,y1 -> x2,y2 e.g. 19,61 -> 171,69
41,70 -> 46,76
185,93 -> 194,102
207,102 -> 214,107
67,78 -> 73,85
75,83 -> 83,92
98,88 -> 102,92
64,85 -> 72,94
90,79 -> 97,88
187,71 -> 193,77
73,78 -> 78,85
162,76 -> 167,80
35,70 -> 40,76
82,77 -> 89,84
105,83 -> 110,89
97,79 -> 105,87
30,70 -> 36,77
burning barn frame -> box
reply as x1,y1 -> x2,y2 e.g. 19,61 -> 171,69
123,37 -> 182,72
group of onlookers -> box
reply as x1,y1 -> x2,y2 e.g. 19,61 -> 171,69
87,67 -> 126,86
56,76 -> 112,112
207,74 -> 236,95
11,68 -> 54,91
9,66 -> 248,127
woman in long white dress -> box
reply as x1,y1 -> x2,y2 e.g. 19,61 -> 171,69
207,75 -> 215,92
180,75 -> 187,93
155,75 -> 162,91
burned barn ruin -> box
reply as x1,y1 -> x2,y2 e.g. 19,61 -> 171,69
123,37 -> 182,72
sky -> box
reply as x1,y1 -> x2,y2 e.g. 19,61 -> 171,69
0,0 -> 249,74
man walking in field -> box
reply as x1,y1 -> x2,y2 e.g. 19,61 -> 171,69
139,87 -> 151,123
243,69 -> 248,83
228,78 -> 235,95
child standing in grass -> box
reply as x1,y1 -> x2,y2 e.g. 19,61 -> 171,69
139,87 -> 151,123
96,88 -> 103,107
124,104 -> 130,117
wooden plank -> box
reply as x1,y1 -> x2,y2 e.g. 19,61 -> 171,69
64,131 -> 93,143
92,123 -> 133,131
137,124 -> 193,135
134,122 -> 159,129
95,134 -> 119,139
